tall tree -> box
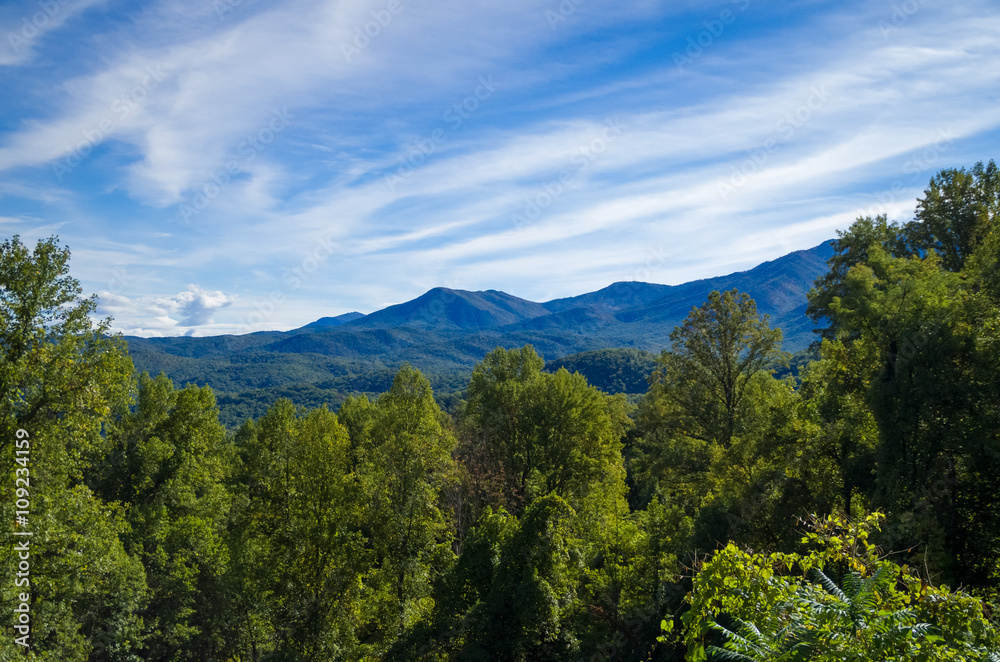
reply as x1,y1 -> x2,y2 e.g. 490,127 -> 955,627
905,159 -> 1000,272
806,167 -> 1000,588
229,399 -> 369,659
808,214 -> 908,341
95,373 -> 233,661
0,236 -> 146,661
663,289 -> 785,449
463,345 -> 546,513
463,346 -> 631,519
351,365 -> 456,650
631,290 -> 828,553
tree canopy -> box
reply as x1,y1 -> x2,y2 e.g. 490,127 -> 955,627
2,159 -> 1000,660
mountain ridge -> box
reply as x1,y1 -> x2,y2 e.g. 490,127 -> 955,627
125,240 -> 835,425
291,241 -> 834,338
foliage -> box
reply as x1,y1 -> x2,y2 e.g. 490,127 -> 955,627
679,513 -> 1000,662
805,185 -> 1000,590
96,372 -> 233,661
461,345 -> 631,523
663,289 -> 787,449
904,159 -> 1000,272
545,348 -> 659,394
2,160 -> 1000,661
629,289 -> 820,551
347,365 -> 458,655
228,398 -> 369,659
0,236 -> 145,661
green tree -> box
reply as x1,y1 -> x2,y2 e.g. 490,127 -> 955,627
805,164 -> 1000,590
229,399 -> 369,659
665,289 -> 786,449
904,159 -> 1000,272
462,345 -> 546,513
0,236 -> 146,661
351,365 -> 456,651
631,290 -> 812,550
796,341 -> 879,516
808,215 -> 909,341
95,373 -> 233,661
463,346 -> 631,519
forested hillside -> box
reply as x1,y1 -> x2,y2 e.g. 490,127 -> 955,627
127,241 -> 833,426
1,160 -> 999,660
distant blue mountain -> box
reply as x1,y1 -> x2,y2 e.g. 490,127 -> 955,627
287,241 -> 834,346
296,311 -> 366,331
125,241 -> 835,426
542,242 -> 833,326
345,288 -> 550,330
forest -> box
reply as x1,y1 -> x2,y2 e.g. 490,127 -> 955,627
1,159 -> 999,661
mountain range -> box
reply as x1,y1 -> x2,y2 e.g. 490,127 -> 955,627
125,240 -> 835,425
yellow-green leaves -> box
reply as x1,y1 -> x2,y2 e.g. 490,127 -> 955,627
681,513 -> 1000,661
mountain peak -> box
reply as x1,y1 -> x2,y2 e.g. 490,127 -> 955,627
340,287 -> 551,331
291,241 -> 835,346
297,311 -> 366,331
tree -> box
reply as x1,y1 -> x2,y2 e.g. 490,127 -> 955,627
95,373 -> 234,661
463,345 -> 546,513
808,215 -> 908,341
462,346 -> 631,519
457,495 -> 583,661
796,341 -> 879,516
805,165 -> 1000,590
229,399 -> 369,659
666,289 -> 786,449
0,236 -> 146,660
631,290 -> 832,556
905,159 -> 1000,272
351,365 -> 457,649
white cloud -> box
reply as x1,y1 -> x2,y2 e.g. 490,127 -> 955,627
0,0 -> 107,65
98,284 -> 236,336
4,1 -> 1000,335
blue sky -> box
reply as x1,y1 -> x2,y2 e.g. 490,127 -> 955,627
1,0 -> 999,336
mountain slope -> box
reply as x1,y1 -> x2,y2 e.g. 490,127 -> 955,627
126,241 -> 836,426
545,348 -> 659,395
344,287 -> 552,330
296,311 -> 365,331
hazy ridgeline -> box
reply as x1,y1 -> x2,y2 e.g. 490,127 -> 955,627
2,161 -> 1000,660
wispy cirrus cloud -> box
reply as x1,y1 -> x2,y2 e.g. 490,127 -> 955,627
1,0 -> 999,335
0,0 -> 107,65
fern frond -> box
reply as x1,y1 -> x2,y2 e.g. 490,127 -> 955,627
811,567 -> 846,602
706,645 -> 758,662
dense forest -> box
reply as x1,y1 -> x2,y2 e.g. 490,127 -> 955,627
2,160 -> 1000,660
